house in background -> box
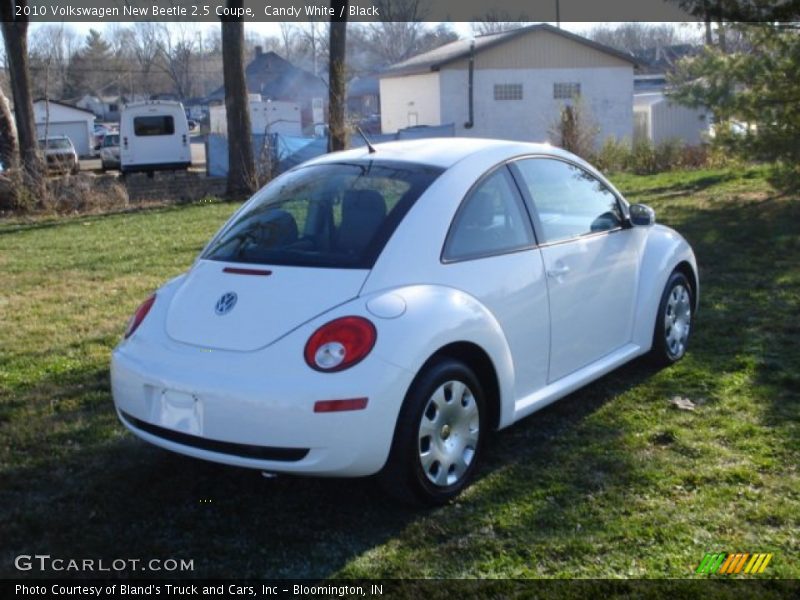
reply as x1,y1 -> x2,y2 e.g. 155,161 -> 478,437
77,94 -> 148,122
209,47 -> 327,133
32,99 -> 95,157
632,43 -> 710,146
379,23 -> 636,145
633,93 -> 711,146
347,74 -> 380,118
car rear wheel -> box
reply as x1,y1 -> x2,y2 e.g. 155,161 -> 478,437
380,358 -> 485,505
651,271 -> 693,366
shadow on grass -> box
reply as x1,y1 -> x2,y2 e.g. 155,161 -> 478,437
0,353 -> 666,580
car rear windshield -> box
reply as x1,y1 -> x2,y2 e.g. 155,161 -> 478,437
103,134 -> 120,146
202,160 -> 443,269
39,139 -> 72,150
133,116 -> 175,136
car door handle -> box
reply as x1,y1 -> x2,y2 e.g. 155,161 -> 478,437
547,265 -> 570,278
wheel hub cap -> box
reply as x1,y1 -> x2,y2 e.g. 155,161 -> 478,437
418,380 -> 480,487
664,283 -> 691,358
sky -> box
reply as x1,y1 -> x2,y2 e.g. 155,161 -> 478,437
41,21 -> 680,41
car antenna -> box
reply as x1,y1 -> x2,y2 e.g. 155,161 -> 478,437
356,126 -> 376,154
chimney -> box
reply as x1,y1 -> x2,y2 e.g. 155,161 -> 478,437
255,46 -> 263,58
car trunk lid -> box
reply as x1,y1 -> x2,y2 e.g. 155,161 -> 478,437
165,259 -> 368,352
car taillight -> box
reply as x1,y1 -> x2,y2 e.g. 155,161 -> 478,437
124,294 -> 156,339
304,316 -> 377,372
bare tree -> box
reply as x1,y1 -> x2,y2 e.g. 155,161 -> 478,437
471,10 -> 527,36
156,23 -> 197,99
0,0 -> 45,187
367,0 -> 428,64
220,0 -> 255,196
328,1 -> 348,152
278,22 -> 298,62
130,23 -> 163,95
299,21 -> 329,77
28,24 -> 79,99
586,23 -> 699,55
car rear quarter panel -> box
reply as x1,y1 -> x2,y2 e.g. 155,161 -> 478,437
362,285 -> 518,428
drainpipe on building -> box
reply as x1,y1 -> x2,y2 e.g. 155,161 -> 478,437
464,40 -> 475,130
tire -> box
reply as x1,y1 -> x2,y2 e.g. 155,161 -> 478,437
650,271 -> 694,366
380,358 -> 486,506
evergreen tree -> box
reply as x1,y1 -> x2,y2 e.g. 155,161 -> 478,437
669,21 -> 800,186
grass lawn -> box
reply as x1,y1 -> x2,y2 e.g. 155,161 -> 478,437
0,167 -> 798,579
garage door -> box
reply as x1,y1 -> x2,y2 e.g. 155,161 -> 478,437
36,121 -> 91,157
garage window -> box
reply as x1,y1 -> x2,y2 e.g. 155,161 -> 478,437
134,116 -> 175,137
494,84 -> 523,101
554,83 -> 581,99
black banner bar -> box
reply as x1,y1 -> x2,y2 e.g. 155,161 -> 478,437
3,579 -> 800,599
6,0 -> 708,23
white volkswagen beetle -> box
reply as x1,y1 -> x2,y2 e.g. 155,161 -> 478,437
111,138 -> 697,504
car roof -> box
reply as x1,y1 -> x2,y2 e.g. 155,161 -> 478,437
302,137 -> 581,170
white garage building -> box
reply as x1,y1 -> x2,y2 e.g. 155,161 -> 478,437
379,24 -> 636,145
33,100 -> 95,157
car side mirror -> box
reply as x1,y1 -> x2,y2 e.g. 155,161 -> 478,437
629,203 -> 655,227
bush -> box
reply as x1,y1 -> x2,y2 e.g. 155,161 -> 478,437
0,171 -> 129,215
593,138 -> 632,173
45,173 -> 129,214
630,140 -> 658,174
549,100 -> 598,161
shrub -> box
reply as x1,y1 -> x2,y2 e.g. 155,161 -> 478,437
630,140 -> 658,174
593,138 -> 632,173
549,99 -> 598,161
1,171 -> 130,215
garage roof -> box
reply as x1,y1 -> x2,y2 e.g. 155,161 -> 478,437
382,23 -> 637,77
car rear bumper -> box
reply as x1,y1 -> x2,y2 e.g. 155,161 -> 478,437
110,338 -> 412,477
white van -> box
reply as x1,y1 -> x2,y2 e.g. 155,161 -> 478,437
120,100 -> 191,174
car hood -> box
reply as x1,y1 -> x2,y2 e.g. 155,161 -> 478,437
165,259 -> 368,352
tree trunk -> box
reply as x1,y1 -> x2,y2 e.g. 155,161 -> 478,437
0,0 -> 45,189
0,83 -> 17,169
220,0 -> 255,198
328,1 -> 348,152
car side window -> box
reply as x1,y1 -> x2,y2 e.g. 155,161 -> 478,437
443,167 -> 535,261
514,158 -> 623,244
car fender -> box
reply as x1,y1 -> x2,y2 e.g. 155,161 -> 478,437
357,284 -> 517,429
632,224 -> 699,351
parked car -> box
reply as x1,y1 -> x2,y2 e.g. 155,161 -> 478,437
38,136 -> 79,174
100,133 -> 121,171
111,139 -> 698,505
120,100 -> 191,174
356,113 -> 381,135
187,119 -> 200,134
93,123 -> 116,153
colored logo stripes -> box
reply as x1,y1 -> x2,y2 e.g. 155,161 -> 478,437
696,552 -> 773,575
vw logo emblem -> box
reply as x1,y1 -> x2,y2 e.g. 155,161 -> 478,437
214,292 -> 238,316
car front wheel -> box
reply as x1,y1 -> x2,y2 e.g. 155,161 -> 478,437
380,358 -> 485,505
651,271 -> 693,365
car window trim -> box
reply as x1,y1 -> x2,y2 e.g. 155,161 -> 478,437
507,155 -> 629,248
440,164 -> 538,264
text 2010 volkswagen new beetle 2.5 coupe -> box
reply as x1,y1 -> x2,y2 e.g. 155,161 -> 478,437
111,138 -> 697,504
